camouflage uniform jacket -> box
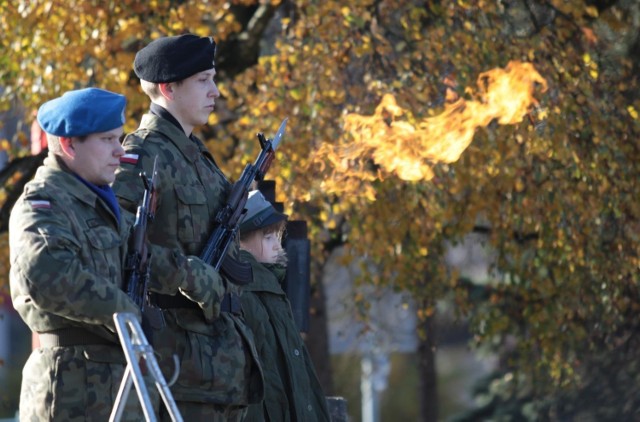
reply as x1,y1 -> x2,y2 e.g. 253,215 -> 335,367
113,113 -> 264,405
239,250 -> 331,422
9,154 -> 144,421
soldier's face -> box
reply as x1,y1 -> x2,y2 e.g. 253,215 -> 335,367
171,69 -> 220,131
70,127 -> 125,185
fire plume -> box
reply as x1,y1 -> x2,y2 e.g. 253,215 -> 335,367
334,61 -> 547,182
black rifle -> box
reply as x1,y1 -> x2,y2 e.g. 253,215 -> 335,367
124,156 -> 158,310
200,118 -> 287,272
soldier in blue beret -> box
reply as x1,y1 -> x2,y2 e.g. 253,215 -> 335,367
9,87 -> 152,421
114,34 -> 264,421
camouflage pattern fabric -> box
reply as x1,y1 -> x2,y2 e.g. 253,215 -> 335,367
239,250 -> 331,422
9,154 -> 148,421
19,345 -> 143,422
113,113 -> 264,407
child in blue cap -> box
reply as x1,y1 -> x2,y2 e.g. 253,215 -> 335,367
9,87 -> 151,421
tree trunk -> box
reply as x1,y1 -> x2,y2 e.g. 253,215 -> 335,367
418,309 -> 438,422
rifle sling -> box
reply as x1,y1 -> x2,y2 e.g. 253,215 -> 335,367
220,254 -> 253,286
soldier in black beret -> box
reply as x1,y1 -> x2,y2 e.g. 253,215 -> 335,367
113,34 -> 264,421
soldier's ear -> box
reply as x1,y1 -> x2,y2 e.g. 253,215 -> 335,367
59,136 -> 76,158
158,83 -> 174,101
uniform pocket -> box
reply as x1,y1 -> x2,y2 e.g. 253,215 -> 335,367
171,312 -> 249,404
40,346 -> 124,420
82,345 -> 148,421
86,226 -> 122,280
174,184 -> 208,244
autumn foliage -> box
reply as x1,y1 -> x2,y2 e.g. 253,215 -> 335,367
2,0 -> 640,418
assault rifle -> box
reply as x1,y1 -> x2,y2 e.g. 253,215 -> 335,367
200,118 -> 287,272
123,156 -> 158,310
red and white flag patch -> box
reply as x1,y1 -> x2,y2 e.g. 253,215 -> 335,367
120,153 -> 139,165
29,200 -> 51,209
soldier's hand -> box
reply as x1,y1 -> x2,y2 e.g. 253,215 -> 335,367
179,257 -> 226,323
144,245 -> 226,322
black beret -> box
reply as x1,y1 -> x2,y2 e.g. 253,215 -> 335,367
134,34 -> 216,83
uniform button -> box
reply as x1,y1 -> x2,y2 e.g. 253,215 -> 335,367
294,349 -> 300,356
307,404 -> 313,411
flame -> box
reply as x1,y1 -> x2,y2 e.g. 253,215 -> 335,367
334,61 -> 547,182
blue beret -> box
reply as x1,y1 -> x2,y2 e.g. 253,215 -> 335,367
37,88 -> 126,137
134,34 -> 216,83
240,190 -> 288,233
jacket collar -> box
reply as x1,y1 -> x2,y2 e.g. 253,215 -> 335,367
239,249 -> 287,294
41,153 -> 121,227
139,113 -> 218,167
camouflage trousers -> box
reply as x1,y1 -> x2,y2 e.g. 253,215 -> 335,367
160,401 -> 248,422
19,345 -> 156,422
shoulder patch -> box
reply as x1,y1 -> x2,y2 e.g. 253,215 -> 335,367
28,199 -> 52,209
120,153 -> 139,165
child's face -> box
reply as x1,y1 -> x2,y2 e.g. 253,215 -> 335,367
243,230 -> 282,264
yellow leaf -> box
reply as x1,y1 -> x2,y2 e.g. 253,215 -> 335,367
585,6 -> 598,17
537,107 -> 549,120
628,106 -> 638,120
290,89 -> 303,101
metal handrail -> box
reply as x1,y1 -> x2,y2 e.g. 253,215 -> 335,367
109,312 -> 182,422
